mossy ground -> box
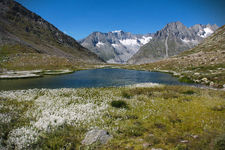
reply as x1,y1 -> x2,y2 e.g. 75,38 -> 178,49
0,85 -> 224,149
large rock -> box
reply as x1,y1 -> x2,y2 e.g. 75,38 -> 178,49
82,129 -> 112,145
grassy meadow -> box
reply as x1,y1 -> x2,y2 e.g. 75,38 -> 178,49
0,83 -> 225,149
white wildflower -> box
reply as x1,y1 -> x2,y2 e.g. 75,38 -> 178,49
7,127 -> 38,150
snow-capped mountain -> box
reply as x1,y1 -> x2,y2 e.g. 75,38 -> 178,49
79,31 -> 152,63
80,22 -> 218,64
128,22 -> 219,64
190,24 -> 219,38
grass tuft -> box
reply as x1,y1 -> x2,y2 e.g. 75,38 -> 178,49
211,105 -> 225,111
111,100 -> 128,109
182,90 -> 195,95
179,76 -> 194,83
214,133 -> 225,150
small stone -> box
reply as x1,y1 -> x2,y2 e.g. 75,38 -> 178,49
194,79 -> 200,83
138,138 -> 144,142
223,84 -> 225,88
194,72 -> 200,76
82,129 -> 112,145
180,140 -> 189,143
210,81 -> 214,86
201,78 -> 209,83
192,135 -> 199,139
143,143 -> 151,148
151,148 -> 163,150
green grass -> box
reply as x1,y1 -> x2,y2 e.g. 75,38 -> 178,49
0,85 -> 225,149
34,125 -> 85,150
0,98 -> 34,147
214,133 -> 225,150
179,76 -> 195,84
182,90 -> 195,95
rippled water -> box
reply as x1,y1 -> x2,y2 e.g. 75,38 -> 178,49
0,68 -> 193,90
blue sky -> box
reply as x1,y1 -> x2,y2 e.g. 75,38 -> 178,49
16,0 -> 225,40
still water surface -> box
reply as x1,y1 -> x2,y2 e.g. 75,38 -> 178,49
0,68 -> 193,90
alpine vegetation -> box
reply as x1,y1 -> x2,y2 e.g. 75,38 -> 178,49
0,85 -> 225,149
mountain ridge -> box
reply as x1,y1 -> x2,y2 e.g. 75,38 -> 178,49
128,21 -> 219,64
0,0 -> 104,70
80,21 -> 218,64
79,30 -> 153,63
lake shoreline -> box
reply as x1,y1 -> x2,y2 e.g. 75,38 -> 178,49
0,69 -> 75,79
1,67 -> 224,91
0,68 -> 197,91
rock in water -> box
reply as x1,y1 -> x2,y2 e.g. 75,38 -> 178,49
82,129 -> 112,145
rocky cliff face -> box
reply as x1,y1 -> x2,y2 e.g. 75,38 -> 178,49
0,0 -> 103,69
128,21 -> 218,64
80,30 -> 152,63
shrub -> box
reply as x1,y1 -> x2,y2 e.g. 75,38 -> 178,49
34,125 -> 82,149
111,100 -> 128,109
179,76 -> 194,83
121,91 -> 132,99
182,90 -> 195,95
154,122 -> 166,129
214,133 -> 225,150
145,135 -> 161,145
174,144 -> 188,150
162,92 -> 179,99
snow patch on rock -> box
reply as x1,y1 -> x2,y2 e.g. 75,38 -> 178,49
197,27 -> 214,38
181,38 -> 199,44
112,43 -> 120,49
96,42 -> 105,48
111,30 -> 122,33
139,36 -> 152,45
119,39 -> 139,46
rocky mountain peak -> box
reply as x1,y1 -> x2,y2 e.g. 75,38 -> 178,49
127,22 -> 219,64
80,30 -> 152,63
111,30 -> 123,33
163,21 -> 187,32
155,21 -> 194,40
80,21 -> 219,65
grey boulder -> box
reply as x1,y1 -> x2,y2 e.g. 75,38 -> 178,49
82,129 -> 112,145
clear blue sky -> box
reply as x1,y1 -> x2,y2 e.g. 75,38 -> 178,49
16,0 -> 225,40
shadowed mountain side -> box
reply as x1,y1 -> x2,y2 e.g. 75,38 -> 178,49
0,0 -> 104,70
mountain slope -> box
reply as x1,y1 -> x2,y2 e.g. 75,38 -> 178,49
128,22 -> 218,64
80,30 -> 152,63
125,25 -> 225,88
0,0 -> 103,70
